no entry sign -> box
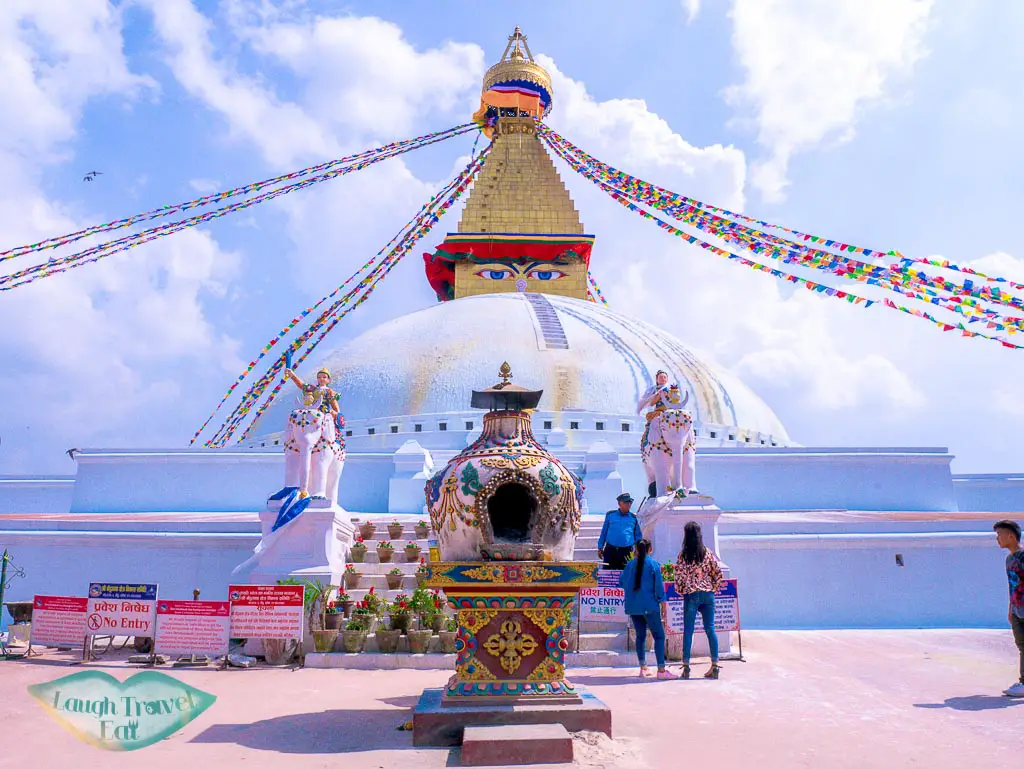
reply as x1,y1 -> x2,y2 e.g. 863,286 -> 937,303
31,596 -> 88,648
86,583 -> 158,637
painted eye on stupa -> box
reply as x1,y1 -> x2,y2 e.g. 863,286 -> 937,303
526,269 -> 568,281
475,269 -> 512,280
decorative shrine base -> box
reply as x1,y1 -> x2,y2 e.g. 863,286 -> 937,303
422,561 -> 599,707
412,686 -> 612,748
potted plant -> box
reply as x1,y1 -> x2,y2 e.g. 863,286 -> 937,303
305,579 -> 340,653
414,519 -> 430,539
324,600 -> 345,630
341,617 -> 369,653
438,617 -> 459,654
387,519 -> 404,539
350,536 -> 368,563
265,578 -> 314,665
389,594 -> 412,634
375,626 -> 401,654
661,562 -> 676,583
386,567 -> 405,591
415,557 -> 430,586
404,540 -> 422,562
562,604 -> 578,653
358,519 -> 376,540
343,563 -> 361,590
407,627 -> 433,654
377,540 -> 394,563
337,591 -> 355,618
412,587 -> 445,632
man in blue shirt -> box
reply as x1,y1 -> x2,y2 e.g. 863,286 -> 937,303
598,493 -> 643,569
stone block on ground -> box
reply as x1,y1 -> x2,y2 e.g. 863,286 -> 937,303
461,723 -> 573,766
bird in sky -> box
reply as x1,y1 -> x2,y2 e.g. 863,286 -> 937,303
83,171 -> 103,182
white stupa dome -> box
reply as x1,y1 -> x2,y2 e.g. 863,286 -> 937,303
248,293 -> 791,451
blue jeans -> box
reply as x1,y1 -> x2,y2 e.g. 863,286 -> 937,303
683,591 -> 719,664
630,610 -> 666,668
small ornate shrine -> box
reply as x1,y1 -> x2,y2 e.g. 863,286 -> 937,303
423,363 -> 598,704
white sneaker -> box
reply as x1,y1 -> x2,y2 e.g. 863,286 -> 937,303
1002,682 -> 1024,697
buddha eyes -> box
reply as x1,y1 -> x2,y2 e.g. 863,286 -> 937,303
473,268 -> 569,281
526,269 -> 568,281
475,269 -> 512,280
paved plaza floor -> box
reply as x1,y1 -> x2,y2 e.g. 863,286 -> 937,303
1,630 -> 1021,768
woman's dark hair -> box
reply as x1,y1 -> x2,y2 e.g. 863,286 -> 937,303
634,539 -> 651,590
680,521 -> 707,564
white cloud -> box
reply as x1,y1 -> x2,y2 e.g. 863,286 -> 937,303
0,2 -> 242,473
724,0 -> 933,202
189,178 -> 220,193
683,0 -> 701,23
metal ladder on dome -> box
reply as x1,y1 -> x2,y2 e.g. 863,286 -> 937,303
524,293 -> 569,350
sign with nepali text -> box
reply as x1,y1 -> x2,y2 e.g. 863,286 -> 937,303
31,596 -> 88,648
154,601 -> 230,658
664,579 -> 740,634
27,670 -> 216,752
228,584 -> 304,639
86,584 -> 158,637
579,569 -> 626,621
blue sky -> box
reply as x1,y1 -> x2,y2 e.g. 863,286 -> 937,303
2,0 -> 1024,476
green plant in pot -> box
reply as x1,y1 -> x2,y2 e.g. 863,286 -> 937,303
374,595 -> 404,654
358,519 -> 376,540
302,579 -> 340,653
414,519 -> 430,539
389,594 -> 412,634
387,519 -> 404,539
438,617 -> 459,654
415,557 -> 429,586
386,567 -> 405,590
407,627 -> 433,654
336,591 -> 355,618
343,563 -> 361,589
411,587 -> 445,633
341,616 -> 369,653
404,540 -> 422,563
324,600 -> 345,630
350,536 -> 368,563
376,540 -> 394,563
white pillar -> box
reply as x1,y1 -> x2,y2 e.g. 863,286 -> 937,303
388,440 -> 434,515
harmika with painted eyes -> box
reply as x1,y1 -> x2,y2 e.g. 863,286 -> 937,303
473,261 -> 569,292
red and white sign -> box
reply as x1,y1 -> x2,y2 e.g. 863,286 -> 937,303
154,600 -> 231,658
86,583 -> 158,637
228,584 -> 305,640
30,595 -> 88,648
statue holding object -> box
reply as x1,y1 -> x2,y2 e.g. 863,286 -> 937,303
268,365 -> 346,527
638,369 -> 699,499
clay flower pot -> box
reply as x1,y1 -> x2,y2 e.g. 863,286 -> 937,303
350,543 -> 367,563
358,522 -> 376,540
262,638 -> 299,665
438,631 -> 458,654
312,630 -> 338,653
404,544 -> 422,563
415,571 -> 428,587
325,613 -> 345,631
414,524 -> 430,539
344,571 -> 361,589
388,523 -> 404,539
341,630 -> 368,653
386,573 -> 404,590
375,629 -> 401,653
407,629 -> 433,654
341,600 -> 355,618
389,614 -> 411,634
420,613 -> 443,634
377,544 -> 394,563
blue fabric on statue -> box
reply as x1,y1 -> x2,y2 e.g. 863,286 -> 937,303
268,485 -> 299,502
271,490 -> 310,532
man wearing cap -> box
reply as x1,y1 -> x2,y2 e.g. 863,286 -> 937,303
598,493 -> 643,570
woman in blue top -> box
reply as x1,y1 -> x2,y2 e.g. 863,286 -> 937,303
619,539 -> 675,679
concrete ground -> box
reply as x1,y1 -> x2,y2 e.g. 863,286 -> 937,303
1,630 -> 1021,769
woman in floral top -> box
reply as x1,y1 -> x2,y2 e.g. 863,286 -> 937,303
675,521 -> 723,680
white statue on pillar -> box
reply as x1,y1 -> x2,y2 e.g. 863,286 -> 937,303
269,366 -> 346,521
638,370 -> 698,499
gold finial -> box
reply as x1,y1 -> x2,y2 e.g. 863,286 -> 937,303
497,362 -> 513,388
500,26 -> 534,63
